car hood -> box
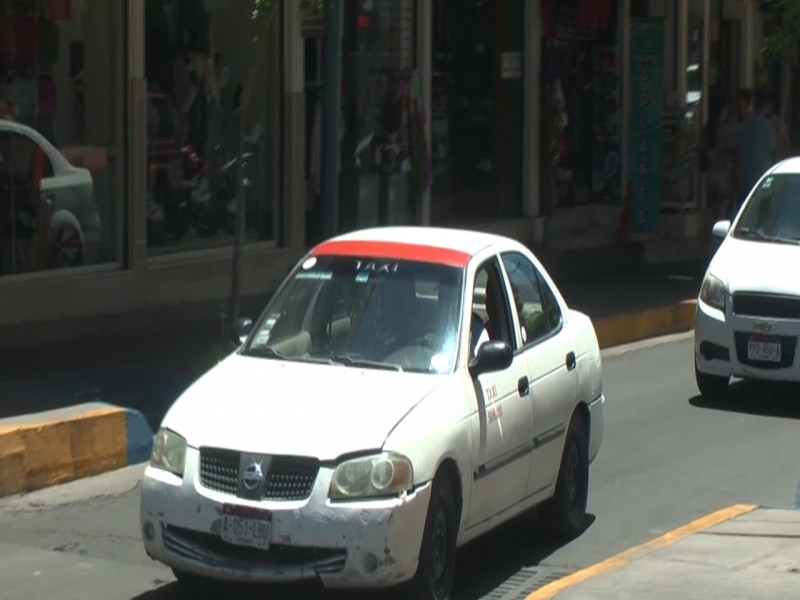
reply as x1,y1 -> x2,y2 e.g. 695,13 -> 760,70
711,237 -> 800,295
161,353 -> 443,460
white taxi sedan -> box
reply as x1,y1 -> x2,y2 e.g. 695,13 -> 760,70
695,162 -> 800,400
140,227 -> 605,600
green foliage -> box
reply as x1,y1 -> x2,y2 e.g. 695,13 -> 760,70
762,0 -> 800,65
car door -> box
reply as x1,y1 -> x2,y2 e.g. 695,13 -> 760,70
466,257 -> 534,530
500,251 -> 578,498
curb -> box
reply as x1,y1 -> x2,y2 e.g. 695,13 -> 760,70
0,404 -> 153,498
593,299 -> 697,349
525,503 -> 758,600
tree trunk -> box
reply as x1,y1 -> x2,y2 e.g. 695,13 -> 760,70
228,6 -> 277,338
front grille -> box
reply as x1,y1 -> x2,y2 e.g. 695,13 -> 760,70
199,449 -> 239,494
732,293 -> 800,319
198,448 -> 320,501
734,332 -> 797,369
263,457 -> 320,500
162,524 -> 346,572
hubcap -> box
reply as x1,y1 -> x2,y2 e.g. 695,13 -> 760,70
431,510 -> 448,582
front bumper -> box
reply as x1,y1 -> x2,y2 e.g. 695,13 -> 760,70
140,450 -> 431,589
695,300 -> 800,383
588,393 -> 605,464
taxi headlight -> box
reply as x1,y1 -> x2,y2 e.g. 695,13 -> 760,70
330,453 -> 413,500
150,428 -> 187,478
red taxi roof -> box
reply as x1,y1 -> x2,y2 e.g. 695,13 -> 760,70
312,240 -> 472,268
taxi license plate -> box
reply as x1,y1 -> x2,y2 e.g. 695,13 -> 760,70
747,336 -> 781,363
220,504 -> 271,550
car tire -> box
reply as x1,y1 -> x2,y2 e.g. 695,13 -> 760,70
540,414 -> 589,541
408,478 -> 458,600
695,362 -> 729,401
171,569 -> 213,596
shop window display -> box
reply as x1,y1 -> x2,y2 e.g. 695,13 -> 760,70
430,0 -> 525,222
541,0 -> 622,210
338,0 -> 429,231
145,0 -> 282,253
0,0 -> 122,276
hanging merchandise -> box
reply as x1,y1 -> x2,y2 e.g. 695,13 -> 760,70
44,0 -> 72,22
176,0 -> 211,55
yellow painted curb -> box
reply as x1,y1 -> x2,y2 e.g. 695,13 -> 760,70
594,299 -> 697,349
0,407 -> 128,497
526,503 -> 758,600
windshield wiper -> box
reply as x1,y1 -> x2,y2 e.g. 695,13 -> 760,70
245,346 -> 337,365
735,228 -> 800,245
330,353 -> 403,372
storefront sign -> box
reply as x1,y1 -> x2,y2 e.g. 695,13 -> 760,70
628,18 -> 664,236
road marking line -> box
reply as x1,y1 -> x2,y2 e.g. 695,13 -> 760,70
526,503 -> 757,600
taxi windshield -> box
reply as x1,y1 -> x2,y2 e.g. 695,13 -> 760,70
244,255 -> 465,374
734,174 -> 800,244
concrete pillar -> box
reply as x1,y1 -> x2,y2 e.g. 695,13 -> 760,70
702,0 -> 711,122
129,0 -> 147,272
677,0 -> 689,106
524,0 -> 542,225
283,0 -> 306,250
320,0 -> 343,238
621,0 -> 631,212
417,0 -> 432,226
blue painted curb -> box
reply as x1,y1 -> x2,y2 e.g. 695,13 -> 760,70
124,407 -> 154,466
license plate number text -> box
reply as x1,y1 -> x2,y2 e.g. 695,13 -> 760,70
747,336 -> 781,363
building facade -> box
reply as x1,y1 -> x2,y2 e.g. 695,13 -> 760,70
0,0 -> 764,344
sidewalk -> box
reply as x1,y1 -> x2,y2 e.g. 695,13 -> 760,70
0,265 -> 704,431
527,506 -> 800,599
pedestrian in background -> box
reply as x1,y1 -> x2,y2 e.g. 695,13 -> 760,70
737,88 -> 752,123
763,92 -> 791,160
701,92 -> 738,221
737,89 -> 775,216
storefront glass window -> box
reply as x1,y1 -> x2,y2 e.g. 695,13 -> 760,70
540,0 -> 621,212
0,0 -> 123,276
339,0 -> 423,232
145,0 -> 282,254
431,0 -> 524,222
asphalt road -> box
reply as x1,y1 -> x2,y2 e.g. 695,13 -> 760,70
2,334 -> 800,600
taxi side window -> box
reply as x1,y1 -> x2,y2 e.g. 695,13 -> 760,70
538,271 -> 563,334
471,259 -> 515,353
501,252 -> 557,346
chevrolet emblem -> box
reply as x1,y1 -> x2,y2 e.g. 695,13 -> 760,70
753,320 -> 778,333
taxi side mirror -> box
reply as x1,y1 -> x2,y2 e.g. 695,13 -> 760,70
469,340 -> 513,377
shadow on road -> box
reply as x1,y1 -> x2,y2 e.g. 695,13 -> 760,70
689,380 -> 800,419
131,510 -> 593,600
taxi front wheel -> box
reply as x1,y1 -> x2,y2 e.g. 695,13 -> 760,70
408,478 -> 458,600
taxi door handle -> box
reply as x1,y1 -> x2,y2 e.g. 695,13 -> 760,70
566,351 -> 577,371
518,376 -> 530,397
